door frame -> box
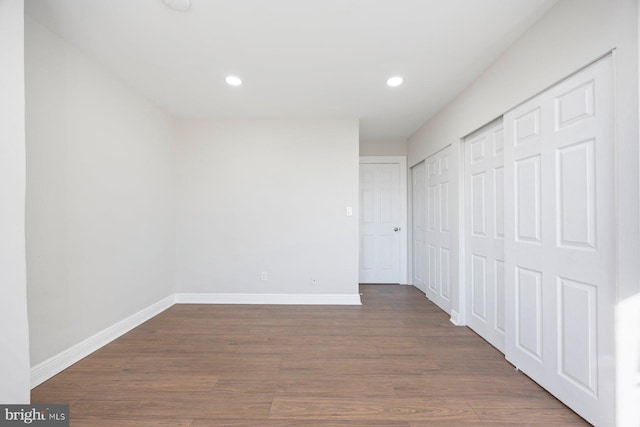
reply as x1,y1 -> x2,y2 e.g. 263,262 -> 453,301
359,156 -> 408,284
410,160 -> 426,292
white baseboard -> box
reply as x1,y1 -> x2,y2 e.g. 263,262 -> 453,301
30,295 -> 175,389
174,293 -> 362,305
30,291 -> 362,388
450,309 -> 463,326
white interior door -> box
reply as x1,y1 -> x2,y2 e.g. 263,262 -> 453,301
412,161 -> 426,293
359,163 -> 401,283
424,146 -> 452,313
504,56 -> 615,427
465,120 -> 506,352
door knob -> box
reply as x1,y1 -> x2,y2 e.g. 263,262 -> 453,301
394,227 -> 400,232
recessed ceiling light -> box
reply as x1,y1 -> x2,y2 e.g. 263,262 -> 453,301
163,0 -> 191,12
386,76 -> 404,87
225,76 -> 242,86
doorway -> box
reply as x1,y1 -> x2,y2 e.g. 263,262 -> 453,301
411,146 -> 453,313
503,55 -> 615,427
359,156 -> 407,284
460,56 -> 615,426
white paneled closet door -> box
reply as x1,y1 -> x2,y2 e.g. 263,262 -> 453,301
412,161 -> 427,293
425,147 -> 452,313
465,121 -> 505,353
504,56 -> 615,427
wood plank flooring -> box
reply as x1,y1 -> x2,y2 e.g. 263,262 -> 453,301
32,285 -> 590,426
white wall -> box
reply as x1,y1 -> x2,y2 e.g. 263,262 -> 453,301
25,18 -> 176,366
175,119 -> 360,298
410,0 -> 623,162
0,0 -> 31,404
359,139 -> 407,156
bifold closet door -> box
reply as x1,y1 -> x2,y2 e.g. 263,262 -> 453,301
465,121 -> 505,353
504,56 -> 615,427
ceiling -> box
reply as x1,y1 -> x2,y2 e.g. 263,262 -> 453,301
25,0 -> 559,141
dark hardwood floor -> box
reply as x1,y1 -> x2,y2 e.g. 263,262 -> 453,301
32,285 -> 590,426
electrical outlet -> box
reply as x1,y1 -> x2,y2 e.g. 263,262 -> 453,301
261,272 -> 268,281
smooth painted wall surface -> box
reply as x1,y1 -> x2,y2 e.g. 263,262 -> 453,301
0,0 -> 31,404
175,119 -> 360,296
25,18 -> 176,366
410,0 -> 621,164
359,139 -> 408,156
